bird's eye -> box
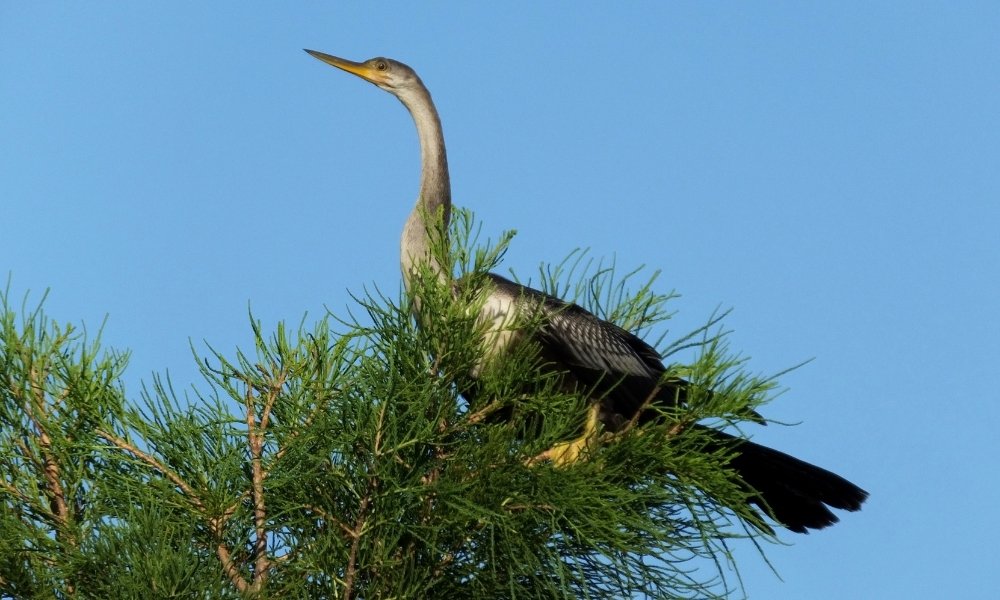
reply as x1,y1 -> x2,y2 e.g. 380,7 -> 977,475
376,61 -> 387,71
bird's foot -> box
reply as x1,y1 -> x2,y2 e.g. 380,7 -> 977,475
526,435 -> 595,468
526,403 -> 604,467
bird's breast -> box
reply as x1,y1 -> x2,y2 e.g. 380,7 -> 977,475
469,291 -> 526,378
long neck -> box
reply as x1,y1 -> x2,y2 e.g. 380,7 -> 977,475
398,84 -> 451,291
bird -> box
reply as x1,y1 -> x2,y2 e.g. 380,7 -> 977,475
305,49 -> 868,533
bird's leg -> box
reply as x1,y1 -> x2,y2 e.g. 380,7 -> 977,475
527,403 -> 602,467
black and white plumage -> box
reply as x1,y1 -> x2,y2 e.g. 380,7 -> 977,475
306,50 -> 867,533
483,273 -> 669,426
483,273 -> 866,532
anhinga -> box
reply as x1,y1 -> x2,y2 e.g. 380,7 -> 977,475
305,49 -> 868,533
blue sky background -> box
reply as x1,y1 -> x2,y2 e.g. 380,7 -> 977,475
2,3 -> 998,597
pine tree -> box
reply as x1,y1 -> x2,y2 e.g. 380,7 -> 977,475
1,213 -> 789,599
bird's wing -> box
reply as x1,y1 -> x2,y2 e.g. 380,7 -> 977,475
485,273 -> 664,380
542,303 -> 664,378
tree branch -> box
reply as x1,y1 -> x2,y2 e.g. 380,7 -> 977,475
215,541 -> 251,595
244,369 -> 283,592
343,492 -> 371,600
98,425 -> 259,592
24,366 -> 74,552
96,429 -> 208,513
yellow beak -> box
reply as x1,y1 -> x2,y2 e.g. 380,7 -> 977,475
304,49 -> 388,85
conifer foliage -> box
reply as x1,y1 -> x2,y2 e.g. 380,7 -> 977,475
1,214 -> 786,599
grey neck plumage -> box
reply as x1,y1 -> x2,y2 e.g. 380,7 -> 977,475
397,81 -> 452,292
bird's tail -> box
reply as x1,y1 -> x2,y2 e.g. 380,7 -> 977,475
699,426 -> 868,533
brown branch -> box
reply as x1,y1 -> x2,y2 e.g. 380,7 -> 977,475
343,493 -> 371,600
20,353 -> 79,596
100,426 -> 248,591
667,421 -> 688,437
216,542 -> 251,595
243,374 -> 277,592
304,504 -> 355,542
97,429 -> 207,512
204,503 -> 257,594
265,378 -> 330,477
204,365 -> 305,594
463,400 -> 504,426
623,384 -> 661,434
503,503 -> 556,512
344,400 -> 384,600
25,366 -> 74,549
258,367 -> 285,433
373,401 -> 387,457
39,435 -> 67,523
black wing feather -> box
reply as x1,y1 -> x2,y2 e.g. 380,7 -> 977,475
480,273 -> 867,532
485,273 -> 674,426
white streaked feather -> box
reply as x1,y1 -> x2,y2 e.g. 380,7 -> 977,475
469,285 -> 526,377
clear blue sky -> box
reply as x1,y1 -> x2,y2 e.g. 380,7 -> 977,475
3,4 -> 998,598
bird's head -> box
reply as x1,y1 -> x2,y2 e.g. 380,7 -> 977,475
305,49 -> 422,97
